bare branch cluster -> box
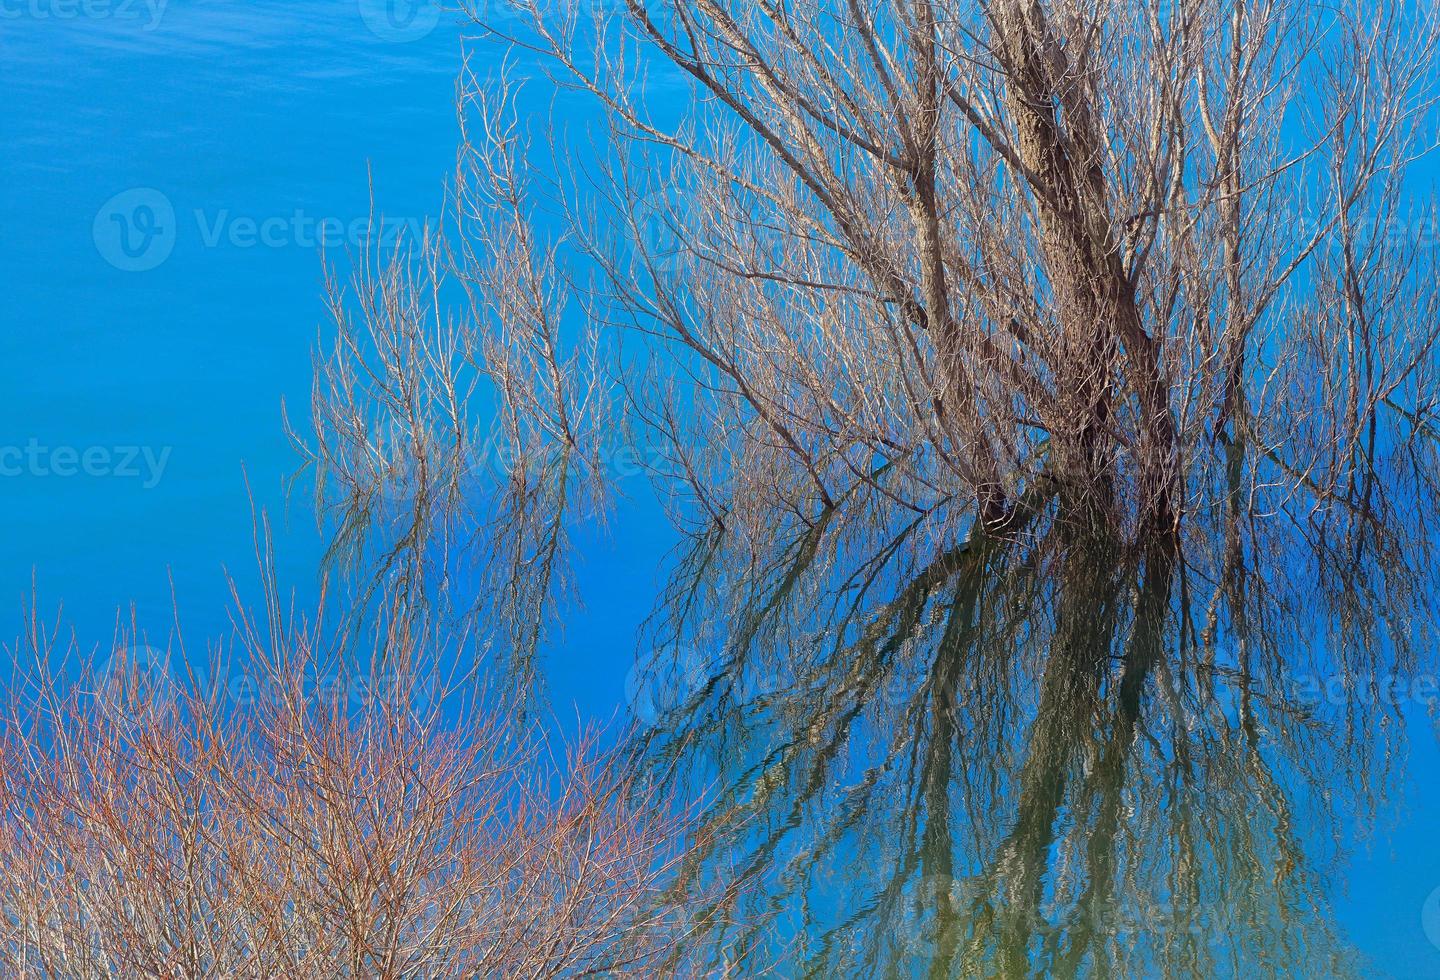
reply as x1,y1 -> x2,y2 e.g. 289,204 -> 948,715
0,562 -> 709,978
294,1 -> 1440,692
456,0 -> 1440,544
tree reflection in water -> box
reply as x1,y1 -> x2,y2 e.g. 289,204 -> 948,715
629,471 -> 1437,977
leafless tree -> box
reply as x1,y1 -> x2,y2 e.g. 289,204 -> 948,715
462,0 -> 1440,538
273,2 -> 1440,973
0,541 -> 726,978
298,0 -> 1440,674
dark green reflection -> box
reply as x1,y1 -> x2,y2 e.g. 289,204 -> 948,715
633,487 -> 1433,977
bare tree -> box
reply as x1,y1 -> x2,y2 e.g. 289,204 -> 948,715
276,2 -> 1440,973
297,0 -> 1440,678
445,0 -> 1439,539
0,543 -> 721,978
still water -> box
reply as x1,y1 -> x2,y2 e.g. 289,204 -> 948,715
4,2 -> 1440,975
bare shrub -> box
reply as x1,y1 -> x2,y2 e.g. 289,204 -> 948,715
0,561 -> 712,978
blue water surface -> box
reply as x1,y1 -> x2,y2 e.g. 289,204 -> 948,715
1,0 -> 667,712
3,3 -> 1440,975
